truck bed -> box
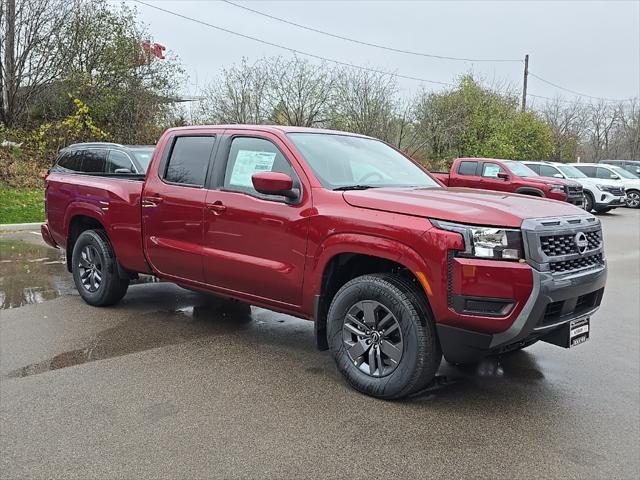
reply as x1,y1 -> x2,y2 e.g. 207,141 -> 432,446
45,172 -> 149,273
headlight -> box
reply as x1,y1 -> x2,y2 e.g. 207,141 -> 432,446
549,184 -> 566,193
432,220 -> 523,260
596,184 -> 608,191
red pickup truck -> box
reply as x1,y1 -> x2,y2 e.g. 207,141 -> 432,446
41,126 -> 607,399
432,157 -> 585,207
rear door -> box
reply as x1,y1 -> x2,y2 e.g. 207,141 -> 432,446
201,130 -> 311,306
142,133 -> 217,283
450,160 -> 480,187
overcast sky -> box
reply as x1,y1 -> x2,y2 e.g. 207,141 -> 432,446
129,0 -> 640,104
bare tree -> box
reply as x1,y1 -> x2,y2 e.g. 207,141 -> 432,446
266,56 -> 335,127
0,0 -> 76,126
329,68 -> 399,142
584,101 -> 620,161
200,58 -> 269,124
540,97 -> 587,161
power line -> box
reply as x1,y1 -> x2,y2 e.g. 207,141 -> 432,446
529,71 -> 635,103
132,0 -> 455,87
220,0 -> 521,63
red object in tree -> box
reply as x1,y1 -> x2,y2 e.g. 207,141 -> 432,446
153,43 -> 165,60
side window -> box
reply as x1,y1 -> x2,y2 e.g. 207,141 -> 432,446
57,151 -> 81,171
223,137 -> 296,199
539,165 -> 560,177
526,164 -> 541,174
577,166 -> 596,177
596,167 -> 615,179
81,149 -> 107,173
482,162 -> 504,178
106,150 -> 135,173
625,163 -> 640,175
164,136 -> 215,186
457,161 -> 478,176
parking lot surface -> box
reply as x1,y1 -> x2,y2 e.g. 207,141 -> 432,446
1,209 -> 639,479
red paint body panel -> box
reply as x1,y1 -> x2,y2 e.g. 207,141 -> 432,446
44,125 -> 583,337
434,157 -> 581,202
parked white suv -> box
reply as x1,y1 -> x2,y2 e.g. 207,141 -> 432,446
570,163 -> 640,209
523,161 -> 625,213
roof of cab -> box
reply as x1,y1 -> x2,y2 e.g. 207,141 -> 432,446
164,124 -> 373,138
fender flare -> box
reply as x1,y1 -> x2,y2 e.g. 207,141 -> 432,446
515,187 -> 545,197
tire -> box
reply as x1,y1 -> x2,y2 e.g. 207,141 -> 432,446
584,192 -> 594,212
625,190 -> 640,208
594,207 -> 614,214
327,273 -> 441,400
71,229 -> 129,306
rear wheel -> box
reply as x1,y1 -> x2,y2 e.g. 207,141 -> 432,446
72,229 -> 129,306
626,190 -> 640,208
327,274 -> 441,399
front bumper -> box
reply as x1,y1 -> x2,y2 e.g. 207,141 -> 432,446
595,192 -> 626,208
437,265 -> 606,363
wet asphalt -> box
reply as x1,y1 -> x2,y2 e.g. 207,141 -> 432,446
1,209 -> 639,479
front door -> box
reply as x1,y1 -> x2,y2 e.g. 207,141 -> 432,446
202,132 -> 311,306
480,161 -> 511,192
142,134 -> 217,283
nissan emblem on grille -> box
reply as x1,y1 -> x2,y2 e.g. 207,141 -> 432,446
575,232 -> 589,255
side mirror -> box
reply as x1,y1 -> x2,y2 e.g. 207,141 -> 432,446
114,168 -> 132,174
252,172 -> 298,199
553,173 -> 563,178
497,172 -> 510,181
611,174 -> 620,180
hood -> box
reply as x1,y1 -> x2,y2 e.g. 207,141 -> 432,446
343,187 -> 587,228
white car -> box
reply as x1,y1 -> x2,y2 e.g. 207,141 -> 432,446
524,161 -> 625,213
570,163 -> 640,209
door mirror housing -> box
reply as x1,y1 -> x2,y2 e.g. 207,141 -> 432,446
610,174 -> 620,180
114,168 -> 132,174
497,172 -> 510,181
252,172 -> 298,199
553,173 -> 563,178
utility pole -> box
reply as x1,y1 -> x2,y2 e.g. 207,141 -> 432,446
521,54 -> 529,112
2,0 -> 16,126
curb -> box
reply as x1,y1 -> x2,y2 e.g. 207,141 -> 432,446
0,222 -> 42,231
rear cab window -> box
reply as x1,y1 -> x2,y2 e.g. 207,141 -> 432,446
457,161 -> 479,176
163,136 -> 216,187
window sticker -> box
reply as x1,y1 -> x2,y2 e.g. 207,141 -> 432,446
483,164 -> 502,178
229,150 -> 277,187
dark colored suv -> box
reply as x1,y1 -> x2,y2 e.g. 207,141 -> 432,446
52,143 -> 155,175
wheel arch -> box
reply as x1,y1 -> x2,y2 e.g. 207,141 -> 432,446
65,214 -> 106,272
515,187 -> 545,197
311,234 -> 432,350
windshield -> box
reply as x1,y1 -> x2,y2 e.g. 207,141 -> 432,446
611,165 -> 639,179
287,133 -> 440,190
130,147 -> 154,171
557,165 -> 588,178
503,160 -> 538,177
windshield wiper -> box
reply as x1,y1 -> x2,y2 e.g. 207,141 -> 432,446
333,185 -> 377,191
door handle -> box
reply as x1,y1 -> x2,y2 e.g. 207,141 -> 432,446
142,196 -> 163,208
207,201 -> 227,214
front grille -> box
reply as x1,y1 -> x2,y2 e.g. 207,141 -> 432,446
540,230 -> 602,256
550,253 -> 604,273
567,185 -> 583,196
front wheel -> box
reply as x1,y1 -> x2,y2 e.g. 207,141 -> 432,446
72,229 -> 129,306
626,190 -> 640,208
584,192 -> 594,212
327,274 -> 441,399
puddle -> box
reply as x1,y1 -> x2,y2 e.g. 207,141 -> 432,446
0,238 -> 160,309
7,297 -> 255,378
0,239 -> 74,309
